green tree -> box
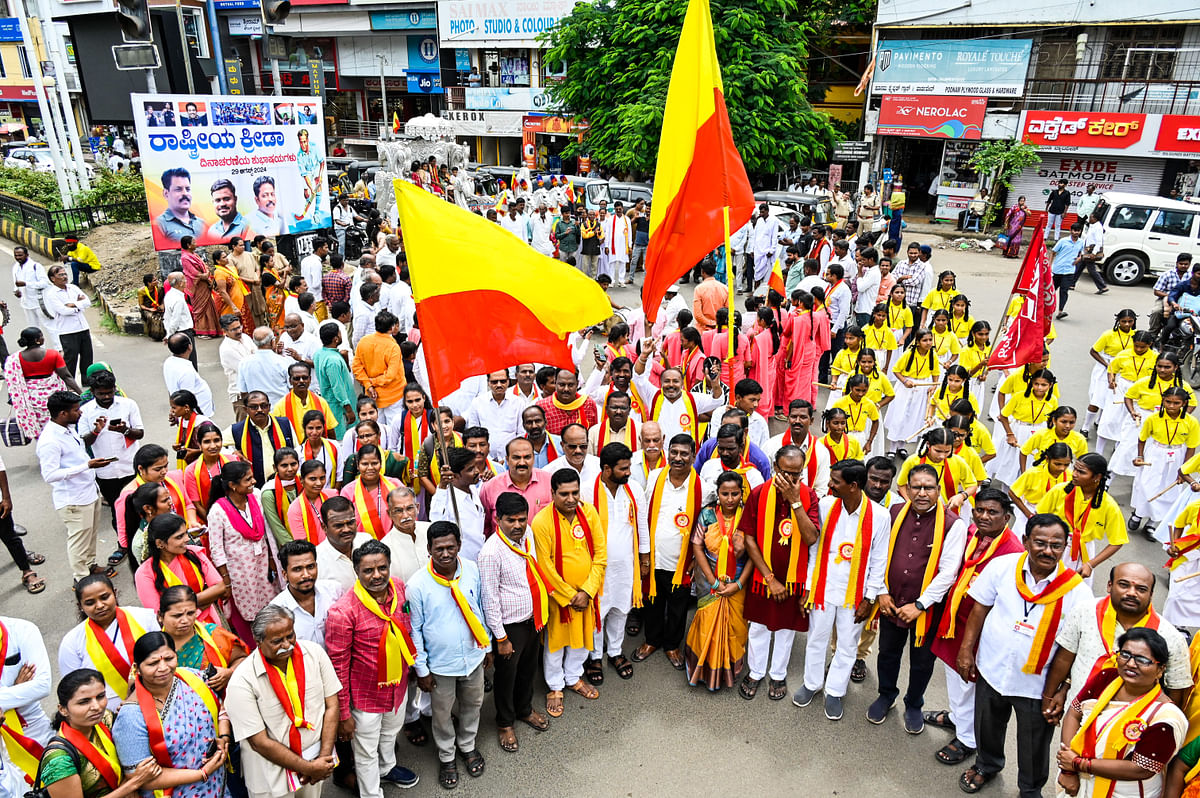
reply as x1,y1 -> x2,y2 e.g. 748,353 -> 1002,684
968,139 -> 1042,228
543,0 -> 839,177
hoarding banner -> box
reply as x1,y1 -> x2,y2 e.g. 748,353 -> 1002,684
877,95 -> 986,139
871,39 -> 1031,97
464,86 -> 555,111
1155,114 -> 1200,155
1020,111 -> 1146,150
436,0 -> 576,45
132,92 -> 332,252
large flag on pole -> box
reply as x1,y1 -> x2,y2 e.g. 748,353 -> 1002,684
987,219 -> 1055,370
393,180 -> 612,400
641,0 -> 755,323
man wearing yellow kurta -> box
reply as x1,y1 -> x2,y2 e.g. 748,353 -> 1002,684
532,469 -> 607,718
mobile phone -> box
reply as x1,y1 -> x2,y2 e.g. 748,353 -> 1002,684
204,738 -> 219,758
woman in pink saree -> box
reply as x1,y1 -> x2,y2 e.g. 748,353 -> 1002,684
1002,196 -> 1029,259
749,307 -> 781,419
180,235 -> 220,336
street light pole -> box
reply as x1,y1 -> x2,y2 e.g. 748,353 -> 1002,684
14,8 -> 70,206
34,0 -> 90,190
377,53 -> 387,139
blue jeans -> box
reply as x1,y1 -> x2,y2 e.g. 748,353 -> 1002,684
69,259 -> 98,285
887,210 -> 904,246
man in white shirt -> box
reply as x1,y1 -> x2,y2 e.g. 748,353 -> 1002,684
237,327 -> 293,406
794,461 -> 889,720
0,615 -> 53,751
279,313 -> 322,373
313,496 -> 372,590
954,515 -> 1092,796
751,205 -> 782,293
628,421 -> 665,489
820,261 -> 853,385
163,333 -> 215,415
219,315 -> 256,421
1075,210 -> 1109,294
581,443 -> 649,680
162,272 -> 197,370
300,237 -> 328,310
543,423 -> 601,488
352,282 -> 382,349
384,270 -> 415,335
466,371 -> 525,462
765,399 -> 829,497
500,206 -> 530,243
605,201 -> 632,286
11,246 -> 49,336
853,247 -> 882,327
704,382 -> 769,452
529,205 -> 556,257
44,264 -> 93,380
381,486 -> 430,583
632,346 -> 726,443
37,391 -> 104,580
269,539 -> 346,648
375,235 -> 402,268
78,369 -> 143,545
1075,184 -> 1100,222
332,195 -> 363,255
428,447 -> 487,561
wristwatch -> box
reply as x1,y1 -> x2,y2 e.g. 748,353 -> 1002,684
790,501 -> 804,510
914,600 -> 927,612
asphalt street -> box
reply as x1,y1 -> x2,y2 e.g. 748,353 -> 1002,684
0,237 -> 1172,796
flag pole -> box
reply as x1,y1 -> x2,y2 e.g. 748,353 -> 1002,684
723,206 -> 735,394
432,410 -> 462,529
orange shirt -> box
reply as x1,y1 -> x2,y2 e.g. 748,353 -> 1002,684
351,332 -> 405,409
693,277 -> 728,332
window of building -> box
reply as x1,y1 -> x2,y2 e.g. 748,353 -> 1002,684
17,45 -> 31,78
1100,26 -> 1184,80
1033,29 -> 1082,81
181,8 -> 209,59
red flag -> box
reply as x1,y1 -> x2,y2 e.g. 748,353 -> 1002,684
988,220 -> 1052,370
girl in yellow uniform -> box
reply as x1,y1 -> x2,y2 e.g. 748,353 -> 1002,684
1085,309 -> 1137,433
929,309 -> 961,368
948,397 -> 996,467
1130,386 -> 1200,537
885,284 -> 913,375
897,427 -> 976,509
989,347 -> 1055,419
1036,453 -> 1126,581
1019,405 -> 1087,472
957,321 -> 992,424
1008,441 -> 1073,536
884,329 -> 940,459
1158,448 -> 1200,546
833,375 -> 881,455
828,326 -> 864,395
843,349 -> 895,410
942,414 -> 987,487
993,369 -> 1058,484
1110,351 -> 1195,476
1096,330 -> 1156,451
819,407 -> 863,465
862,305 -> 899,374
927,364 -> 976,423
948,294 -> 974,347
920,270 -> 958,327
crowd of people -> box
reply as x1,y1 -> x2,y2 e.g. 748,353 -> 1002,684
7,169 -> 1200,798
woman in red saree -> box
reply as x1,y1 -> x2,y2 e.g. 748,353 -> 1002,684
179,236 -> 220,336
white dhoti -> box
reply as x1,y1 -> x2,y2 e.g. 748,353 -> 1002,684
753,252 -> 773,282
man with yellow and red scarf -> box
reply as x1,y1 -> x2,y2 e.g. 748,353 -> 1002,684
587,392 -> 638,456
226,604 -> 341,798
954,513 -> 1091,796
583,356 -> 647,425
1042,562 -> 1191,718
923,488 -> 1024,766
764,399 -> 829,497
632,341 -> 726,444
226,391 -> 296,487
868,464 -> 968,732
535,370 -> 598,436
738,445 -> 820,702
698,424 -> 764,504
0,614 -> 51,787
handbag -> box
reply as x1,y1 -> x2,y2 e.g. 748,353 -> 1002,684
0,416 -> 30,447
24,737 -> 80,798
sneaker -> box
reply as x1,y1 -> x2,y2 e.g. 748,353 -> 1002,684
792,685 -> 818,708
904,706 -> 925,735
381,766 -> 419,789
1097,287 -> 1109,295
1055,311 -> 1068,320
824,694 -> 844,721
867,696 -> 893,724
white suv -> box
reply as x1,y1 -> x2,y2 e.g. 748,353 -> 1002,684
1095,192 -> 1200,285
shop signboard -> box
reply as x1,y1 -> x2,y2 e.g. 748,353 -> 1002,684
832,140 -> 870,161
877,95 -> 986,139
465,86 -> 555,111
369,9 -> 437,29
1155,115 -> 1200,155
0,18 -> 21,41
407,71 -> 443,94
437,0 -> 576,46
1018,111 -> 1200,157
132,92 -> 332,252
440,109 -> 523,136
871,39 -> 1031,97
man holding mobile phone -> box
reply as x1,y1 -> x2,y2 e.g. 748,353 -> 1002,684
78,369 -> 144,566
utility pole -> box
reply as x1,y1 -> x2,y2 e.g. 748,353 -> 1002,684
15,10 -> 71,206
33,0 -> 90,190
377,54 -> 387,139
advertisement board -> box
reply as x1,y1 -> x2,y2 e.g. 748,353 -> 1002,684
132,92 -> 332,252
871,39 -> 1031,97
1154,115 -> 1200,155
436,0 -> 576,46
877,95 -> 986,139
464,86 -> 555,111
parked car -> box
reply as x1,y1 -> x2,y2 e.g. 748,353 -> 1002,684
753,190 -> 836,228
1092,191 -> 1200,285
4,146 -> 94,178
605,180 -> 653,208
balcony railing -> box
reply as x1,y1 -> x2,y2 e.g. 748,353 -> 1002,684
335,119 -> 385,139
1025,79 -> 1200,115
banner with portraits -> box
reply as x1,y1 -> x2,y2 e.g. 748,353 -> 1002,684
131,92 -> 332,252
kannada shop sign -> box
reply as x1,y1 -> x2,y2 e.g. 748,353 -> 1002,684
877,95 -> 986,139
132,93 -> 332,252
437,0 -> 576,45
1020,111 -> 1146,151
871,39 -> 1032,97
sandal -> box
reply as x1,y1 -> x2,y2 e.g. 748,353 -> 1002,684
631,643 -> 657,662
959,765 -> 995,794
461,749 -> 484,778
665,649 -> 685,670
402,719 -> 428,746
625,614 -> 642,637
106,549 -> 126,566
850,659 -> 868,683
768,679 -> 788,701
89,563 -> 117,579
26,551 -> 44,567
497,727 -> 518,753
567,679 -> 599,700
438,760 -> 458,790
545,690 -> 564,718
21,571 -> 44,594
608,654 -> 634,680
923,709 -> 955,731
518,711 -> 549,731
583,658 -> 604,685
936,738 -> 976,766
739,674 -> 761,701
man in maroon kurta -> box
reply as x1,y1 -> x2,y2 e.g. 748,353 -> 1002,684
738,445 -> 820,701
926,488 -> 1023,764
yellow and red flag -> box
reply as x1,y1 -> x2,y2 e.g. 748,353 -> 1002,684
642,0 -> 755,322
768,257 -> 785,297
988,219 -> 1053,370
393,180 -> 611,399
392,111 -> 401,133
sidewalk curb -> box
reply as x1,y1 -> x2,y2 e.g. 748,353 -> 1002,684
0,220 -> 63,259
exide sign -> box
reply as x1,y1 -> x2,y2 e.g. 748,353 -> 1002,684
878,95 -> 986,139
1156,115 -> 1200,154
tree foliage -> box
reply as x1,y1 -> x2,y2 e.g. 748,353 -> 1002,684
968,139 -> 1043,228
543,0 -> 841,178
